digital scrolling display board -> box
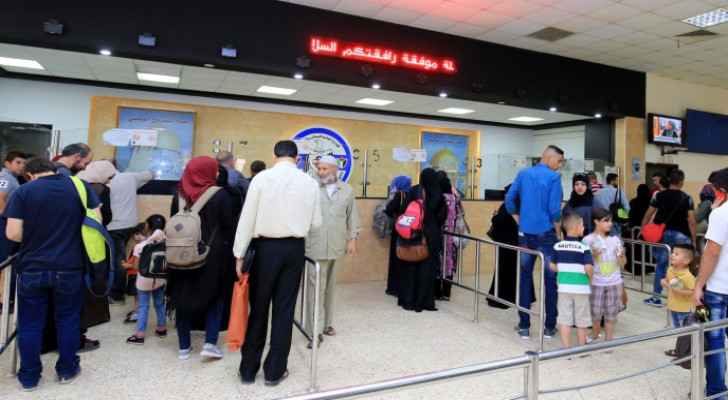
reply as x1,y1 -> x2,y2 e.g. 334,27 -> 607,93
309,36 -> 457,75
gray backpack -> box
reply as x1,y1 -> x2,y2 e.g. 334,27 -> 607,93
165,187 -> 221,270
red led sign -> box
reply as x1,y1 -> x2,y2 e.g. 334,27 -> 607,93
309,36 -> 457,75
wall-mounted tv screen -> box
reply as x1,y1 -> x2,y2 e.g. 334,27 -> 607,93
686,109 -> 728,155
648,113 -> 686,147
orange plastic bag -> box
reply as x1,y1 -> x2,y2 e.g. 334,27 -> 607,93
227,274 -> 249,352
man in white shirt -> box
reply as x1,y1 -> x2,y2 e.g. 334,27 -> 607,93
304,155 -> 360,348
694,168 -> 728,399
234,140 -> 321,387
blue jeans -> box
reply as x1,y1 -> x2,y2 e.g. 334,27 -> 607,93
176,297 -> 223,350
653,230 -> 692,297
670,311 -> 690,328
17,270 -> 84,388
136,286 -> 166,333
110,228 -> 133,300
705,290 -> 728,399
518,230 -> 558,331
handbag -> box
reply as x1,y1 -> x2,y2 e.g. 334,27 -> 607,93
610,189 -> 629,224
642,194 -> 687,243
396,236 -> 429,262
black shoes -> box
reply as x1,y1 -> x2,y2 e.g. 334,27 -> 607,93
264,370 -> 289,387
78,337 -> 100,353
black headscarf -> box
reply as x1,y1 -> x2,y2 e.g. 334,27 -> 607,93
436,170 -> 453,195
420,168 -> 443,210
567,174 -> 593,208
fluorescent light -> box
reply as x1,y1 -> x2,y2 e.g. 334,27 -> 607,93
683,8 -> 728,28
203,63 -> 215,68
99,49 -> 112,56
355,98 -> 394,106
549,106 -> 558,112
371,83 -> 381,90
0,57 -> 44,70
257,85 -> 297,95
439,92 -> 448,98
508,116 -> 544,122
293,73 -> 304,80
137,72 -> 180,84
438,107 -> 475,115
595,113 -> 603,119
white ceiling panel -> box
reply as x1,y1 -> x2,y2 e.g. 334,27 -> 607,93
652,0 -> 716,19
588,3 -> 645,23
334,0 -> 385,16
374,6 -> 423,24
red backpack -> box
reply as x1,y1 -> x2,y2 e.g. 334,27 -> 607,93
395,200 -> 425,240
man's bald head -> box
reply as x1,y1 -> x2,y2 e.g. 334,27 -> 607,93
541,145 -> 565,171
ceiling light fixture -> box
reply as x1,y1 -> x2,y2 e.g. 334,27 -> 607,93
136,72 -> 180,84
293,73 -> 304,80
356,98 -> 394,106
683,8 -> 728,28
439,92 -> 448,98
438,107 -> 475,115
594,113 -> 603,119
138,33 -> 157,47
549,106 -> 558,112
0,57 -> 44,70
508,116 -> 545,123
257,85 -> 297,95
99,49 -> 112,56
371,83 -> 381,90
203,63 -> 215,68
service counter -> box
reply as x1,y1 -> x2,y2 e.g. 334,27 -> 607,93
137,196 -> 502,284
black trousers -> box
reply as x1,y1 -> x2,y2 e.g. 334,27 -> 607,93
239,238 -> 304,381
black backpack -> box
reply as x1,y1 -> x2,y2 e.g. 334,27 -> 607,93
138,241 -> 168,279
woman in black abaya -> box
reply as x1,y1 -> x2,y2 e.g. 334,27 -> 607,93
486,185 -> 521,309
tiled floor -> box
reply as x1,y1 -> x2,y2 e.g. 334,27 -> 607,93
0,278 -> 698,400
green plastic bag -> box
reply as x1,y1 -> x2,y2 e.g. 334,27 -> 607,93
70,176 -> 107,263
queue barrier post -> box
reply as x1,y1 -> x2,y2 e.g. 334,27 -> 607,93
292,257 -> 322,392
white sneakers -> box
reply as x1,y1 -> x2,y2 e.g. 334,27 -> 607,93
179,347 -> 193,360
200,343 -> 224,360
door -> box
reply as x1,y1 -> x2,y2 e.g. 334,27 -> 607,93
0,122 -> 52,160
645,162 -> 678,189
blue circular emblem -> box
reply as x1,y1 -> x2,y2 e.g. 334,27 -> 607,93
292,127 -> 353,182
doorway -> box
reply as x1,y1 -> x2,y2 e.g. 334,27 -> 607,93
0,122 -> 52,160
645,162 -> 678,188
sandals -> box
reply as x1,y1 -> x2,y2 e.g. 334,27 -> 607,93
665,349 -> 679,357
155,328 -> 168,338
323,326 -> 336,336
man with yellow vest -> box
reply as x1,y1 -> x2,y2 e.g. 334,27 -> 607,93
5,158 -> 101,392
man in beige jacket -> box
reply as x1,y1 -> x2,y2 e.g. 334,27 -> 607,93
305,155 -> 360,348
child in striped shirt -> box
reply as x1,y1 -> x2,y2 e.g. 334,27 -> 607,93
551,213 -> 594,348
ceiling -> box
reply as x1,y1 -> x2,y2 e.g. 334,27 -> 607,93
0,42 -> 589,126
280,0 -> 728,90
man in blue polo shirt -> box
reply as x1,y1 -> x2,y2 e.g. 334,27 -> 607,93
5,157 -> 100,391
505,145 -> 565,340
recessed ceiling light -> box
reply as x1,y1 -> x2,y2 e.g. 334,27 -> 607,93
683,8 -> 728,28
0,57 -> 44,70
257,85 -> 297,95
203,63 -> 215,68
549,106 -> 558,112
508,116 -> 545,122
594,113 -> 603,119
293,73 -> 304,80
439,92 -> 448,98
438,107 -> 475,115
355,98 -> 394,106
371,83 -> 381,90
99,49 -> 112,56
136,72 -> 180,84
497,101 -> 506,105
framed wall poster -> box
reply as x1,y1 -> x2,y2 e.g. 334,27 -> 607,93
116,107 -> 195,181
420,131 -> 469,195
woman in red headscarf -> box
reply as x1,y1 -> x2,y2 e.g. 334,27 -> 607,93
167,156 -> 242,361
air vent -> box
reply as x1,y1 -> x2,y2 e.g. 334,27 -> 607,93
527,27 -> 574,42
675,29 -> 719,46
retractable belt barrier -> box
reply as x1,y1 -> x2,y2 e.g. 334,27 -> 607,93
442,231 -> 547,351
293,257 -> 322,392
0,255 -> 19,375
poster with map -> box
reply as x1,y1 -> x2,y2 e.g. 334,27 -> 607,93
421,132 -> 469,195
116,107 -> 195,181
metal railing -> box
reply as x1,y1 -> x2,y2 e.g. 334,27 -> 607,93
442,231 -> 547,351
277,318 -> 728,400
293,257 -> 322,392
0,255 -> 19,375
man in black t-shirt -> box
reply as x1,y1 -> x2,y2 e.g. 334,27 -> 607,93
641,169 -> 696,307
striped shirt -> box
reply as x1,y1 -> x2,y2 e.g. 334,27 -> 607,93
553,237 -> 594,294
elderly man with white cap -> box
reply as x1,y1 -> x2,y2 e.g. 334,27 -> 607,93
305,154 -> 360,348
